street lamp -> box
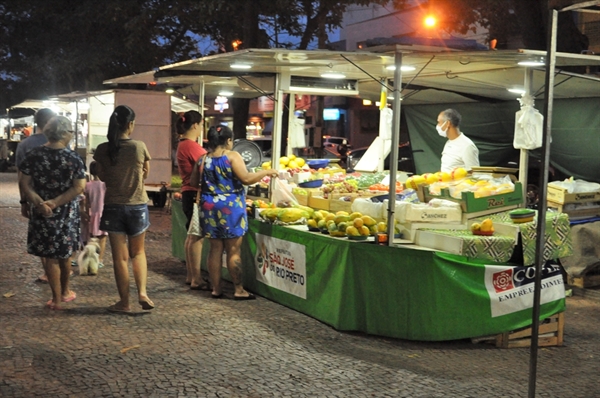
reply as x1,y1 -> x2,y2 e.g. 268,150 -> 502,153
424,15 -> 436,28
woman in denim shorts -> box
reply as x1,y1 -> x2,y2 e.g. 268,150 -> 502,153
94,105 -> 154,314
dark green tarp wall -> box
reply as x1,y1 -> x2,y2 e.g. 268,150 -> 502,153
404,98 -> 600,183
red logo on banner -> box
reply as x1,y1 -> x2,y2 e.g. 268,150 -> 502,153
493,270 -> 514,293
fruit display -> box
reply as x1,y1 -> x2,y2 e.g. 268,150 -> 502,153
405,168 -> 467,190
345,172 -> 388,190
470,218 -> 494,235
428,175 -> 515,199
259,205 -> 314,224
367,181 -> 403,193
321,180 -> 359,195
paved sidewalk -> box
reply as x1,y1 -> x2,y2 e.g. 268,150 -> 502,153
1,171 -> 599,398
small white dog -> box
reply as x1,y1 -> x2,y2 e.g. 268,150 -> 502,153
78,238 -> 101,276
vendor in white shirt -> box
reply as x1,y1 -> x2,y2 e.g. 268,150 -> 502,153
436,108 -> 480,172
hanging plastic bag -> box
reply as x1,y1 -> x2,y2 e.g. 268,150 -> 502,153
271,177 -> 298,208
513,94 -> 544,150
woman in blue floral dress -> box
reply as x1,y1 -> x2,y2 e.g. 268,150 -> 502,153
19,116 -> 86,310
191,125 -> 276,300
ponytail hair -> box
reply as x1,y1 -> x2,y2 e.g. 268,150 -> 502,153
107,105 -> 136,165
207,125 -> 233,150
176,110 -> 202,135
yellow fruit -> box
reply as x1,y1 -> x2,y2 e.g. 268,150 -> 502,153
313,212 -> 324,221
295,157 -> 305,167
317,219 -> 327,229
353,218 -> 364,228
413,175 -> 426,186
261,161 -> 271,170
277,208 -> 308,223
346,226 -> 360,236
361,215 -> 377,227
334,215 -> 350,224
451,167 -> 468,180
330,231 -> 346,237
480,218 -> 494,232
307,219 -> 317,228
327,221 -> 338,232
288,160 -> 298,169
470,222 -> 481,232
335,211 -> 349,216
349,212 -> 362,220
405,177 -> 415,190
279,156 -> 289,166
369,225 -> 378,235
423,173 -> 439,185
288,154 -> 296,161
439,172 -> 452,182
377,221 -> 387,232
325,214 -> 336,222
359,226 -> 370,236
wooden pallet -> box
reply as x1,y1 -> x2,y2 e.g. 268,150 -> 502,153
494,312 -> 564,348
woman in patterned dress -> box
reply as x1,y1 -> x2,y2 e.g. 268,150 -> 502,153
19,116 -> 86,310
191,126 -> 277,300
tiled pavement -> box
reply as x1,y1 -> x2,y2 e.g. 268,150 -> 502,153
1,172 -> 599,398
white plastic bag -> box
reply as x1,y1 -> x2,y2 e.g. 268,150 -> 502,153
271,178 -> 298,207
514,94 -> 543,150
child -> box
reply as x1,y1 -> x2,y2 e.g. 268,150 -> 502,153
84,161 -> 107,266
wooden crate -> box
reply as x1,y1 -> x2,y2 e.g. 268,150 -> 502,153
494,312 -> 564,348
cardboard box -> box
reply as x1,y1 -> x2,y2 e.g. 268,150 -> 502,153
547,201 -> 600,219
424,182 -> 524,213
329,198 -> 353,213
292,187 -> 321,207
547,185 -> 600,204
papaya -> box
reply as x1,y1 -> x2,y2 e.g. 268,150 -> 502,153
337,222 -> 348,233
369,225 -> 378,235
349,212 -> 363,220
359,225 -> 371,236
330,231 -> 346,237
361,215 -> 377,227
293,204 -> 315,218
327,221 -> 338,232
334,215 -> 351,224
260,208 -> 279,222
277,208 -> 307,223
317,219 -> 328,229
346,226 -> 360,236
376,221 -> 387,232
335,211 -> 349,216
307,219 -> 318,228
353,218 -> 364,228
312,211 -> 324,221
325,213 -> 336,223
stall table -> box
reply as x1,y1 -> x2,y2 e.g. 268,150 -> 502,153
171,201 -> 566,341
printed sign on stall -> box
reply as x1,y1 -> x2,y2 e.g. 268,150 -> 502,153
254,234 -> 306,299
484,262 -> 565,318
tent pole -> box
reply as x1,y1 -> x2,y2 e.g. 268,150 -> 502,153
287,93 -> 296,157
519,68 -> 534,207
387,46 -> 403,246
199,80 -> 205,141
528,8 -> 558,398
271,73 -> 285,190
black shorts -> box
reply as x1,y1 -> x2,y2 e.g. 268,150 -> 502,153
181,190 -> 199,230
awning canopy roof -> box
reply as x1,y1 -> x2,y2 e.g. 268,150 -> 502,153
103,47 -> 600,105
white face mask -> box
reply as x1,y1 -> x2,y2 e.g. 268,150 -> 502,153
436,120 -> 448,137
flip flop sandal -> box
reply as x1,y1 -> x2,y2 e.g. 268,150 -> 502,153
138,300 -> 155,310
107,304 -> 133,314
190,283 -> 211,291
233,293 -> 256,301
62,292 -> 77,302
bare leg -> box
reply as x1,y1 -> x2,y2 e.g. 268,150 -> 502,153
186,234 -> 205,288
108,233 -> 131,310
128,232 -> 153,308
38,257 -> 48,282
208,239 -> 224,296
44,258 -> 62,307
224,237 -> 250,297
58,258 -> 73,298
96,235 -> 107,264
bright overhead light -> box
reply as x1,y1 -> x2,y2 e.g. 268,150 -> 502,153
386,65 -> 416,72
362,99 -> 372,106
230,63 -> 252,69
507,88 -> 526,95
518,59 -> 545,67
218,90 -> 234,96
320,72 -> 346,79
165,88 -> 175,94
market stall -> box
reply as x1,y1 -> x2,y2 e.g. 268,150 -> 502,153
171,199 -> 566,341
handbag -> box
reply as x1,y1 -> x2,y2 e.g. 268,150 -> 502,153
187,155 -> 206,237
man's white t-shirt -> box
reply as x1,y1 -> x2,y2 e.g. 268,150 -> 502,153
441,133 -> 479,172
